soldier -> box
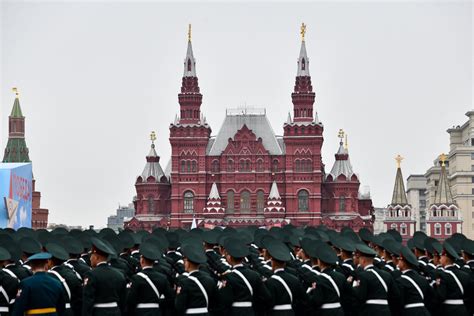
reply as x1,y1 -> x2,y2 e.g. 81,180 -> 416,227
263,238 -> 306,315
175,242 -> 219,315
0,246 -> 19,315
396,246 -> 435,316
127,241 -> 174,315
45,243 -> 83,316
82,237 -> 127,316
352,243 -> 400,316
382,239 -> 402,279
332,236 -> 356,280
11,252 -> 66,316
433,242 -> 472,316
62,237 -> 91,279
461,238 -> 474,273
219,236 -> 271,315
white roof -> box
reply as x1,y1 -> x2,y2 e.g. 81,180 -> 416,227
269,181 -> 281,199
207,109 -> 284,156
208,182 -> 220,199
183,40 -> 196,77
139,145 -> 166,182
297,41 -> 310,76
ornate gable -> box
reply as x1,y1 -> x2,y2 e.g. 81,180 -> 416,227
222,124 -> 270,156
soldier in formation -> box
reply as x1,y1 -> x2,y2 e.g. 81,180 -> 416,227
0,225 -> 473,315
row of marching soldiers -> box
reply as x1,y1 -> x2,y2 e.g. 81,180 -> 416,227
0,226 -> 473,315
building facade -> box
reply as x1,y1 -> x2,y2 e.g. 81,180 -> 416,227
107,203 -> 135,231
383,156 -> 416,242
125,27 -> 374,230
406,174 -> 427,232
2,89 -> 49,229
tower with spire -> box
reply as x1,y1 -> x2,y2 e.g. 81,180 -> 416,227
125,132 -> 171,230
202,182 -> 225,225
322,130 -> 372,230
169,25 -> 212,228
2,88 -> 49,229
283,23 -> 325,226
425,154 -> 462,240
383,155 -> 416,241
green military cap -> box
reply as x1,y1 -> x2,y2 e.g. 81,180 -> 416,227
406,238 -> 415,250
61,237 -> 84,255
461,239 -> 474,256
382,239 -> 401,256
445,237 -> 462,256
413,232 -> 427,251
399,246 -> 418,267
386,229 -> 402,243
37,231 -> 53,245
224,237 -> 249,259
315,242 -> 338,265
118,231 -> 135,249
166,231 -> 181,249
358,228 -> 373,243
341,230 -> 360,243
45,243 -> 69,261
355,243 -> 376,257
266,239 -> 291,262
27,252 -> 52,261
19,237 -> 42,255
371,235 -> 388,248
91,237 -> 116,256
254,233 -> 270,249
0,234 -> 19,261
0,247 -> 11,261
140,241 -> 162,261
181,242 -> 207,264
332,236 -> 355,253
424,237 -> 441,256
442,241 -> 460,260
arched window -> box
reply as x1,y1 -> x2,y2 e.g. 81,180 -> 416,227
186,160 -> 191,173
257,190 -> 265,214
187,58 -> 192,72
227,159 -> 234,172
305,159 -> 312,172
391,223 -> 397,230
257,159 -> 264,172
212,160 -> 219,173
302,58 -> 306,70
400,223 -> 407,235
295,160 -> 301,172
181,160 -> 186,172
298,190 -> 309,212
227,191 -> 234,213
434,223 -> 441,235
339,197 -> 346,212
192,160 -> 197,172
148,196 -> 155,214
184,191 -> 194,213
272,159 -> 279,172
445,223 -> 452,235
240,191 -> 251,213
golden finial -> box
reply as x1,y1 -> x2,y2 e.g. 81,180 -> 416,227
150,131 -> 157,144
188,24 -> 192,42
338,128 -> 345,141
300,23 -> 307,42
439,153 -> 447,167
395,154 -> 404,168
12,87 -> 19,97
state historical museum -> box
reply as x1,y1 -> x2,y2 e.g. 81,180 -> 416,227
125,26 -> 374,231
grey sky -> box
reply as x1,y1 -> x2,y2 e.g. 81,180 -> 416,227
0,1 -> 472,228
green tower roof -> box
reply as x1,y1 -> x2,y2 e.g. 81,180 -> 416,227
10,97 -> 23,118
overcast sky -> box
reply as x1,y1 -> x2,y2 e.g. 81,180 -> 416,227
0,1 -> 472,228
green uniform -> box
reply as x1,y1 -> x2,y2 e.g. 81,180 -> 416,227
49,265 -> 83,316
218,263 -> 271,315
126,266 -> 174,316
175,270 -> 218,316
0,269 -> 19,315
396,269 -> 435,316
433,265 -> 472,316
264,268 -> 306,315
82,262 -> 127,316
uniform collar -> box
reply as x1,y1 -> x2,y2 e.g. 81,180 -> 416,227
343,258 -> 352,263
401,269 -> 413,274
274,268 -> 285,273
189,269 -> 199,275
97,261 -> 108,267
142,266 -> 153,270
364,264 -> 374,271
467,259 -> 474,264
205,249 -> 214,253
233,264 -> 244,269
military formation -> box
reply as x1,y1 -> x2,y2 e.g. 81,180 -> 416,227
0,225 -> 473,316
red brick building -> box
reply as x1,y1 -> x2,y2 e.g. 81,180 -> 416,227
2,89 -> 49,229
125,28 -> 374,230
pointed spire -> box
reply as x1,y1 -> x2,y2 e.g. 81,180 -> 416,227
11,88 -> 23,118
269,181 -> 281,199
183,24 -> 196,77
208,182 -> 220,200
391,155 -> 408,205
297,41 -> 310,77
139,132 -> 166,182
434,153 -> 454,204
328,129 -> 356,181
286,112 -> 292,124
